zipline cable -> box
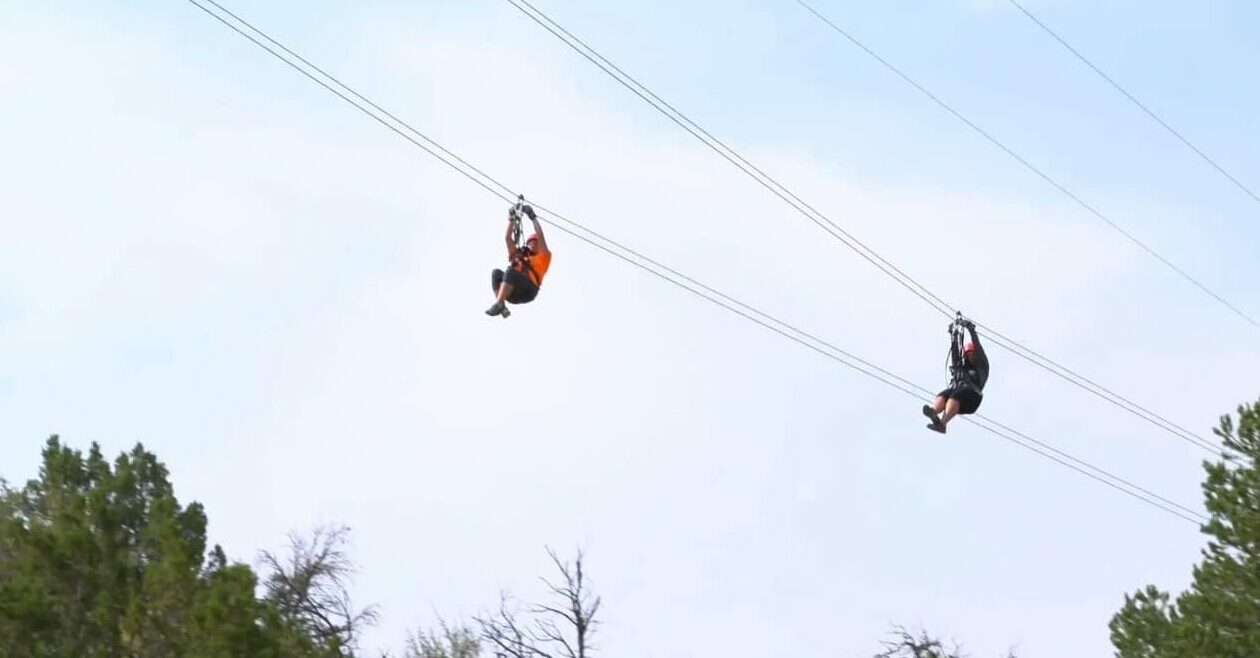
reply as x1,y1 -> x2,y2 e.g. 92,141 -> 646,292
182,0 -> 1209,525
503,0 -> 1232,459
788,0 -> 1258,330
1006,0 -> 1260,209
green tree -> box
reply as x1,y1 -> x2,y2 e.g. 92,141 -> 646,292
403,623 -> 481,658
1111,399 -> 1260,657
0,437 -> 325,658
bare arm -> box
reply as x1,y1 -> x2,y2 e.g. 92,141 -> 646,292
504,212 -> 519,260
530,218 -> 549,253
522,206 -> 549,254
965,323 -> 990,384
966,324 -> 985,359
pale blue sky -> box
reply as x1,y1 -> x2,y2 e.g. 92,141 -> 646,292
2,1 -> 1258,656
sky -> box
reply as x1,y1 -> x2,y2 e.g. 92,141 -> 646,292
2,0 -> 1259,655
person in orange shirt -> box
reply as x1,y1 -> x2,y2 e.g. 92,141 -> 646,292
486,204 -> 552,318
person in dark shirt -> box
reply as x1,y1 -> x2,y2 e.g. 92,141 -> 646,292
923,319 -> 989,434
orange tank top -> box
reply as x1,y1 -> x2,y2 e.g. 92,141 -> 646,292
516,250 -> 552,287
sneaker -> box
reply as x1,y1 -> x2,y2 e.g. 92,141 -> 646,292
485,302 -> 506,317
926,421 -> 946,435
921,404 -> 942,425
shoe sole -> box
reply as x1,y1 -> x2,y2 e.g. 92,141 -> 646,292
921,404 -> 942,424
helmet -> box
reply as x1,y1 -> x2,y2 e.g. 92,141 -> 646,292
963,342 -> 976,355
525,234 -> 540,245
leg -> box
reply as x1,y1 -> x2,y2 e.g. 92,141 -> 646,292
922,395 -> 945,424
490,269 -> 513,302
940,397 -> 962,426
486,269 -> 512,317
923,390 -> 949,433
495,280 -> 513,303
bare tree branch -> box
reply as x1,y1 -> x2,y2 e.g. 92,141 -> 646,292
261,524 -> 379,655
530,605 -> 578,627
873,625 -> 1013,658
476,548 -> 600,658
532,618 -> 577,658
475,594 -> 554,658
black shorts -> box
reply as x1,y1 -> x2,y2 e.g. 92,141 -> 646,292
937,385 -> 983,415
492,268 -> 539,304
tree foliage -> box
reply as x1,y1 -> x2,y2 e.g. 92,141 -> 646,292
404,622 -> 481,658
0,436 -> 343,658
1110,399 -> 1260,657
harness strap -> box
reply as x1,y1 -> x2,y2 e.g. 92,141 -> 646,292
948,321 -> 966,387
506,195 -> 541,286
513,250 -> 542,287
